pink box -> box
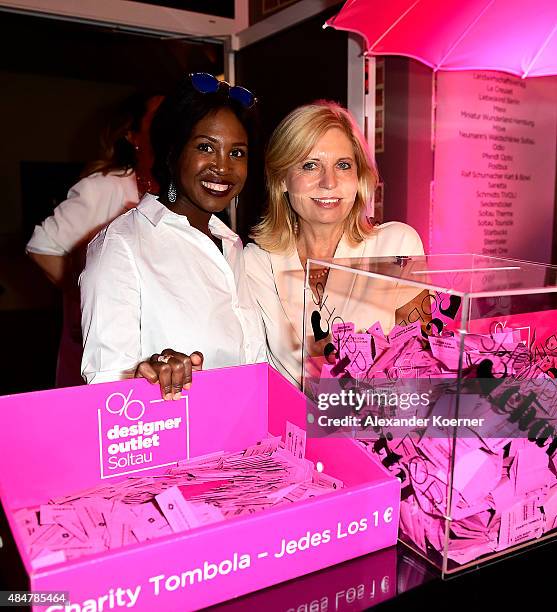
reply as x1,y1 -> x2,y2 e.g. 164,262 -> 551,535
0,363 -> 400,611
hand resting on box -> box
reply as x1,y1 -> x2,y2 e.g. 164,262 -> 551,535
135,348 -> 204,400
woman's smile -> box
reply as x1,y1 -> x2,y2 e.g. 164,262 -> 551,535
311,197 -> 342,209
200,179 -> 234,196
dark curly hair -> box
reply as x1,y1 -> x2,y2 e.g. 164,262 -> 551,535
150,76 -> 257,201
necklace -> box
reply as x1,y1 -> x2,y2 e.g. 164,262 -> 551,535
308,267 -> 330,281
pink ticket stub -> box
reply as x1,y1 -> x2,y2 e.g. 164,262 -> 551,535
340,333 -> 374,376
243,436 -> 281,457
155,486 -> 200,532
40,504 -> 77,525
31,549 -> 67,569
429,336 -> 460,370
131,503 -> 171,542
367,321 -> 386,338
388,322 -> 421,346
285,421 -> 306,460
312,471 -> 343,491
498,496 -> 544,549
511,445 -> 550,496
332,321 -> 355,341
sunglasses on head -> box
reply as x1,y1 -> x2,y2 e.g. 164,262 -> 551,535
189,72 -> 257,109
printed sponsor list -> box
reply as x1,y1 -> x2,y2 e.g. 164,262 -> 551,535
432,71 -> 557,261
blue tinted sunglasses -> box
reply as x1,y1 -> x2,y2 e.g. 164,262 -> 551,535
190,72 -> 257,109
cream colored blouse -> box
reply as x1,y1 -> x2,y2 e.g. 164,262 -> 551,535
244,222 -> 425,387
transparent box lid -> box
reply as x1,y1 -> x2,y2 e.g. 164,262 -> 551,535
306,253 -> 557,296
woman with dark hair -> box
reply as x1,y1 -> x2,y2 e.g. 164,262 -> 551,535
80,74 -> 264,396
82,93 -> 161,188
26,92 -> 163,387
27,92 -> 163,286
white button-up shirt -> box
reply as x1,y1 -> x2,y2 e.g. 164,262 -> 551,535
80,194 -> 265,384
244,222 -> 425,388
26,172 -> 138,255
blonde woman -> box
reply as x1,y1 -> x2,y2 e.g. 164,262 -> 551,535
244,101 -> 425,387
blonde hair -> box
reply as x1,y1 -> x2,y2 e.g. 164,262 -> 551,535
251,101 -> 379,253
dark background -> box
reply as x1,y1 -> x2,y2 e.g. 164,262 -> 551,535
236,5 -> 348,241
0,11 -> 225,395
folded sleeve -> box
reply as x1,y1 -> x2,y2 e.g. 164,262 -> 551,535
26,174 -> 126,256
80,228 -> 141,384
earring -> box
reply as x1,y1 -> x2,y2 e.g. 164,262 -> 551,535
233,196 -> 239,210
168,181 -> 177,203
285,192 -> 298,235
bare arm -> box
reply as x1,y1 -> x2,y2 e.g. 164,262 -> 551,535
27,252 -> 68,288
26,174 -> 129,288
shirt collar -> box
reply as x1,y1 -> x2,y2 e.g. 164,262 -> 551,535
137,193 -> 171,226
208,214 -> 241,244
137,194 -> 241,244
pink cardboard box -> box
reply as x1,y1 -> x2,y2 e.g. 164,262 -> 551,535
0,363 -> 400,611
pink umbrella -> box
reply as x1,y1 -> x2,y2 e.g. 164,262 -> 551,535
326,0 -> 557,78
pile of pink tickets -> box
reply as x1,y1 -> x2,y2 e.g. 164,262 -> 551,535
321,319 -> 557,566
322,319 -> 538,381
14,423 -> 342,570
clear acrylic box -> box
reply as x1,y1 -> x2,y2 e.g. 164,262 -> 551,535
302,254 -> 557,575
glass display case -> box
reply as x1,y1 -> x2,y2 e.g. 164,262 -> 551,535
302,254 -> 557,575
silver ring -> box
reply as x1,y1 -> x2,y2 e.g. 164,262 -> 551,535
157,354 -> 172,364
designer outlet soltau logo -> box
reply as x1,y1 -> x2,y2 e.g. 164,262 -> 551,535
97,388 -> 189,479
